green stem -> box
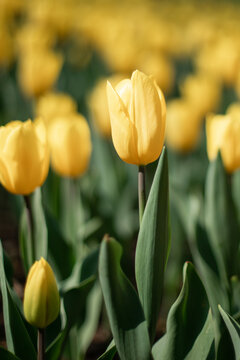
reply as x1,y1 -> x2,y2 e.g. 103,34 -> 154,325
38,328 -> 45,360
24,195 -> 35,264
138,165 -> 146,225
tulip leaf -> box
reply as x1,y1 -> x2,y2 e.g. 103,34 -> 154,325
217,305 -> 240,360
0,242 -> 37,360
190,223 -> 230,346
184,311 -> 214,360
0,347 -> 21,360
98,342 -> 117,360
63,276 -> 96,328
152,262 -> 210,360
99,236 -> 151,360
45,329 -> 68,360
60,178 -> 85,245
77,282 -> 102,358
20,188 -> 48,272
205,153 -> 240,284
135,147 -> 170,342
45,208 -> 75,281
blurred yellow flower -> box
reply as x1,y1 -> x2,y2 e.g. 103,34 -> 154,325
195,37 -> 240,86
18,50 -> 63,98
88,74 -> 124,138
180,73 -> 221,118
166,99 -> 202,152
36,92 -> 77,126
24,257 -> 60,329
48,114 -> 92,177
107,70 -> 166,165
16,23 -> 55,55
137,52 -> 175,95
0,119 -> 50,195
206,113 -> 240,173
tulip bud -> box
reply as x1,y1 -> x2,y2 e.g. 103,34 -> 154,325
180,73 -> 221,118
0,119 -> 50,195
106,70 -> 166,165
18,49 -> 63,98
206,113 -> 240,173
166,99 -> 202,152
23,258 -> 60,329
35,92 -> 77,127
47,113 -> 92,177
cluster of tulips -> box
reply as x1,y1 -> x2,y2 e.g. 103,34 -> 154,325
1,0 -> 240,360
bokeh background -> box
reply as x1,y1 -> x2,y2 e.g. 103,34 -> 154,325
1,0 -> 240,358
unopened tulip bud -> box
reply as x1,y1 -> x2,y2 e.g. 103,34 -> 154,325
47,113 -> 92,177
23,258 -> 60,329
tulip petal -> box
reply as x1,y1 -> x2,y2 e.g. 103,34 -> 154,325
221,119 -> 240,173
131,70 -> 163,164
206,114 -> 230,160
107,81 -> 139,164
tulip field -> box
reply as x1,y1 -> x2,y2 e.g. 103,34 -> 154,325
1,0 -> 240,359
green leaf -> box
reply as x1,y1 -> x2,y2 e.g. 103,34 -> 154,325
152,262 -> 210,360
45,208 -> 75,281
45,329 -> 67,360
190,224 -> 229,346
19,188 -> 48,272
99,237 -> 151,360
60,178 -> 84,245
205,153 -> 240,284
77,282 -> 102,358
0,242 -> 36,360
0,347 -> 21,360
135,147 -> 170,342
184,311 -> 214,360
97,341 -> 117,360
63,276 -> 95,328
217,305 -> 240,360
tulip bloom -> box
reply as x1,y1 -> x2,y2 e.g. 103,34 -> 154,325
18,49 -> 62,98
23,258 -> 60,328
106,70 -> 166,165
0,119 -> 49,194
48,113 -> 92,177
206,113 -> 240,173
36,92 -> 77,127
166,99 -> 202,152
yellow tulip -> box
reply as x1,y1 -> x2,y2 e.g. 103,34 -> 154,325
206,113 -> 240,173
166,99 -> 202,152
23,257 -> 60,329
106,70 -> 166,165
88,74 -> 124,138
48,114 -> 92,177
0,119 -> 49,195
180,73 -> 221,118
137,52 -> 175,95
35,92 -> 77,127
18,49 -> 63,98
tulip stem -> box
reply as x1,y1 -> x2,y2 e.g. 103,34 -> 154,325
24,195 -> 35,264
138,165 -> 146,224
38,328 -> 45,360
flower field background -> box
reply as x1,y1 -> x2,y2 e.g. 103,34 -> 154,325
1,0 -> 240,359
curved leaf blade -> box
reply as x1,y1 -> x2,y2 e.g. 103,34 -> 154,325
152,262 -> 210,360
99,237 -> 151,360
135,147 -> 170,342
